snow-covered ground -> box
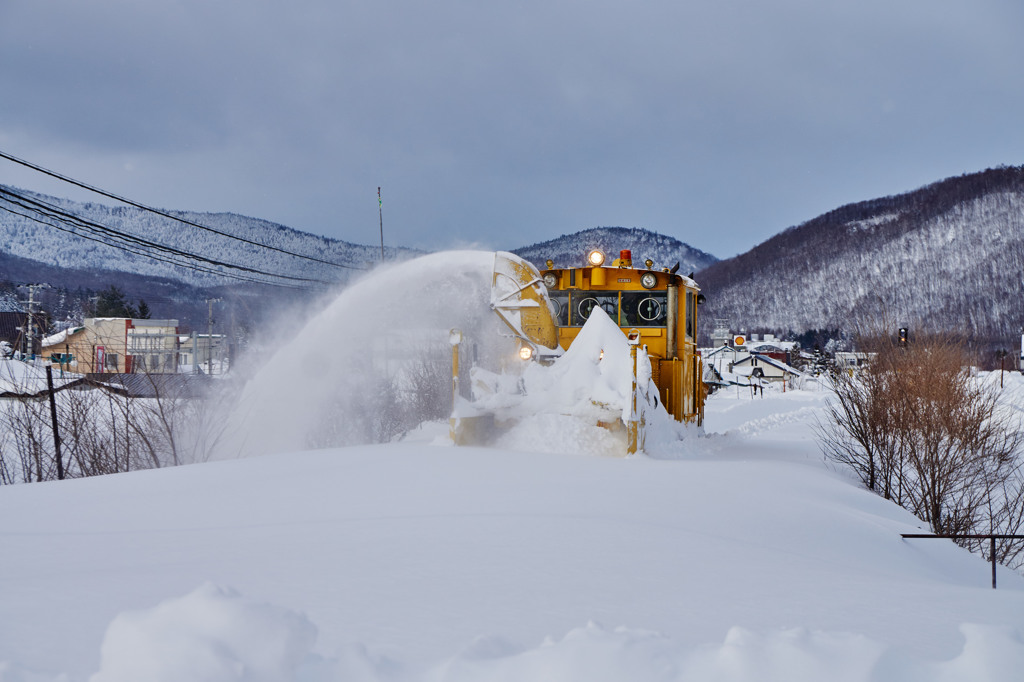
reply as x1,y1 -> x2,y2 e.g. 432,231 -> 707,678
2,380 -> 1023,681
2,251 -> 1023,681
0,356 -> 83,395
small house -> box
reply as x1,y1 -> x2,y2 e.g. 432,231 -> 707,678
730,352 -> 803,383
42,318 -> 179,375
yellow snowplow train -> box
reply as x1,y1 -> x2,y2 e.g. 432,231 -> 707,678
540,248 -> 704,425
451,248 -> 705,452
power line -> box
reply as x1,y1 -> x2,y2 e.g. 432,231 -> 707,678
0,186 -> 323,286
0,201 -> 304,289
0,188 -> 318,289
0,148 -> 367,271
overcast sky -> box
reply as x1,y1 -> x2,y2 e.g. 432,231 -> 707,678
2,1 -> 1022,259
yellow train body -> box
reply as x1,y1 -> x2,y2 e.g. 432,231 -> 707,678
540,250 -> 704,425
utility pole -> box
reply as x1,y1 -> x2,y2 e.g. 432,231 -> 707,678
26,285 -> 35,359
20,284 -> 47,360
45,366 -> 64,480
378,186 -> 385,261
229,305 -> 236,374
206,298 -> 221,376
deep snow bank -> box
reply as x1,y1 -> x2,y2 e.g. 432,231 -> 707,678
2,398 -> 1023,681
86,584 -> 1024,682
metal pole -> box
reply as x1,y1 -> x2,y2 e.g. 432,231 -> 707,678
378,187 -> 385,261
626,330 -> 643,454
46,366 -> 64,480
206,298 -> 221,375
448,329 -> 461,443
25,285 -> 37,360
991,536 -> 997,589
900,533 -> 1024,589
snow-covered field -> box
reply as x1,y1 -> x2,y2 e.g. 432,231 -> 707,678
2,252 -> 1023,681
2,379 -> 1023,681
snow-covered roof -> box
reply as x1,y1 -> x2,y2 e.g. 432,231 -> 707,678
749,340 -> 798,352
704,345 -> 750,359
0,357 -> 86,396
732,352 -> 803,376
41,327 -> 85,348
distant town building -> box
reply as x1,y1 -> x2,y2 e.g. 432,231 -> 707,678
42,318 -> 179,375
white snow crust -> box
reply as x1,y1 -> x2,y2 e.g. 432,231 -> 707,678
0,356 -> 83,394
2,381 -> 1024,680
1,251 -> 1023,681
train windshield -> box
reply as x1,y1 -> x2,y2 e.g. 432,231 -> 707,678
558,291 -> 669,327
549,292 -> 569,326
571,294 -> 618,326
621,292 -> 667,327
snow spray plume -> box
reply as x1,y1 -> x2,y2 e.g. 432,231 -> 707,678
218,252 -> 516,457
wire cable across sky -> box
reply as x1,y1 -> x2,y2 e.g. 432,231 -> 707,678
0,148 -> 367,272
0,185 -> 332,289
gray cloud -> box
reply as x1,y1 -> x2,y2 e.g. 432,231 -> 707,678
2,0 -> 1022,258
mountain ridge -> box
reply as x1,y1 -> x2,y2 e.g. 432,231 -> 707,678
513,226 -> 718,275
4,166 -> 1024,348
695,165 -> 1024,347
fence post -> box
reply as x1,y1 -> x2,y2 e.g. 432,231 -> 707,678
991,536 -> 997,589
901,533 -> 1024,589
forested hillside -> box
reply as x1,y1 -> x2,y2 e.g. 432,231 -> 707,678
5,167 -> 1024,349
696,166 -> 1024,348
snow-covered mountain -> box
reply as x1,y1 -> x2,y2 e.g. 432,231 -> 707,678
0,192 -> 718,332
696,166 -> 1024,347
6,165 -> 1024,348
0,185 -> 415,289
515,226 -> 718,274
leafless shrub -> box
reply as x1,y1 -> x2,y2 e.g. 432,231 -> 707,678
303,341 -> 453,449
0,367 -> 229,485
817,329 -> 1024,568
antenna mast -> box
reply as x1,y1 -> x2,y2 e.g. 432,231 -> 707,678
378,187 -> 385,261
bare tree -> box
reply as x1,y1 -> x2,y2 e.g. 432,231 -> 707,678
0,367 -> 229,485
817,330 -> 1024,567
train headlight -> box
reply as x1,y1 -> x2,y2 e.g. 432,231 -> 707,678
519,345 -> 534,361
640,272 -> 657,289
587,249 -> 606,267
542,272 -> 558,288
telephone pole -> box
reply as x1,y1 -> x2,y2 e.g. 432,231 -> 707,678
378,186 -> 385,261
206,298 -> 221,375
20,284 -> 46,360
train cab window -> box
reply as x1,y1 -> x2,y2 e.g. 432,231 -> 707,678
571,293 -> 618,326
549,292 -> 569,326
621,292 -> 667,327
685,291 -> 695,339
